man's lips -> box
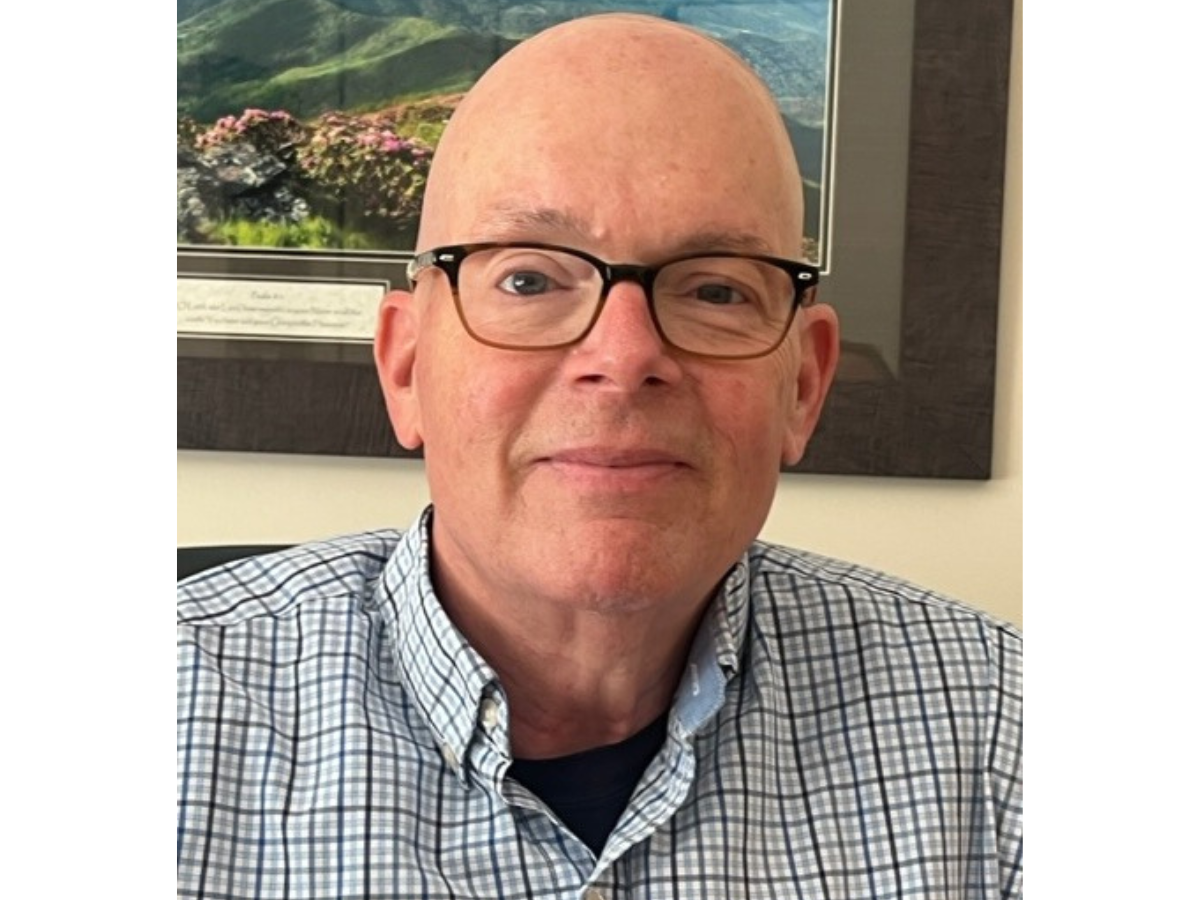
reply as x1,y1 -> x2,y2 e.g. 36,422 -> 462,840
533,448 -> 695,492
539,447 -> 691,469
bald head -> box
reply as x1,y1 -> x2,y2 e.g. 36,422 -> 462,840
416,14 -> 806,259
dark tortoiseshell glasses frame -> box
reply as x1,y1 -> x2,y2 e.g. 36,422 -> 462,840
406,242 -> 820,360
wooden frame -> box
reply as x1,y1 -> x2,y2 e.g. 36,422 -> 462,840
178,0 -> 1014,478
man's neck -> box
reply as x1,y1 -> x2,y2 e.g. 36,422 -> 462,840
492,629 -> 694,758
432,560 -> 712,759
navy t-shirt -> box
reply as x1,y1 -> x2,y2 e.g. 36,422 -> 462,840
509,712 -> 669,855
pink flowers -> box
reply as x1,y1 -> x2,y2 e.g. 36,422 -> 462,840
194,109 -> 306,153
185,104 -> 447,234
294,111 -> 434,221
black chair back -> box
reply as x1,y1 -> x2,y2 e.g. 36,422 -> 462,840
177,545 -> 292,581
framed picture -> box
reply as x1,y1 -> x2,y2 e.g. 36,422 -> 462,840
177,0 -> 1014,478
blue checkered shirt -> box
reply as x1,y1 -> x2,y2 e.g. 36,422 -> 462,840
178,508 -> 1022,899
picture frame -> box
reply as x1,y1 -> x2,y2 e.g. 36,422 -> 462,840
178,0 -> 1014,479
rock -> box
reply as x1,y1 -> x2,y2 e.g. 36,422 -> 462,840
177,142 -> 311,244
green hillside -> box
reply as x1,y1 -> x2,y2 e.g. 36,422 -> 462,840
216,30 -> 511,120
178,0 -> 512,121
179,0 -> 385,74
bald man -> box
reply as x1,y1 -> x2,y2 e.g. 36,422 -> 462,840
179,15 -> 1022,899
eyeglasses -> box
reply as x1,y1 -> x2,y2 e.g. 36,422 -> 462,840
406,242 -> 819,360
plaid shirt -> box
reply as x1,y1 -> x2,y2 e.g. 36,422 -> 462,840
178,508 -> 1022,899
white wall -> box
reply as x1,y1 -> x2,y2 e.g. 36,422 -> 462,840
178,8 -> 1022,629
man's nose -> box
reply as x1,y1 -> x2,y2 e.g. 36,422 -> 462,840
562,281 -> 684,390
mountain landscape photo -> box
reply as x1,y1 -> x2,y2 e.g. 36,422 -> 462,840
177,0 -> 834,258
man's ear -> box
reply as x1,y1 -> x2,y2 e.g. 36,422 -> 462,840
781,303 -> 840,466
374,289 -> 424,450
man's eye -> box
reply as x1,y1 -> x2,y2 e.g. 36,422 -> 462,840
498,271 -> 554,295
694,283 -> 746,305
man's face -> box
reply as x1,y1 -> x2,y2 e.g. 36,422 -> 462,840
377,24 -> 838,619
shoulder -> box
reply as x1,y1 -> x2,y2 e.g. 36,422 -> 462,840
748,540 -> 1019,633
177,529 -> 404,628
744,540 -> 1021,682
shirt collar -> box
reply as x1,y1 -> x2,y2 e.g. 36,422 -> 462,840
374,507 -> 498,783
712,552 -> 751,676
670,553 -> 751,736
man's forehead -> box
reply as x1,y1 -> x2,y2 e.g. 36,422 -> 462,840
424,153 -> 800,260
456,204 -> 775,258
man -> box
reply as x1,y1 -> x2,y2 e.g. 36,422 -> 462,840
178,14 -> 1021,899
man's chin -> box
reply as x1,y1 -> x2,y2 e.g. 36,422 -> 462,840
533,518 -> 720,611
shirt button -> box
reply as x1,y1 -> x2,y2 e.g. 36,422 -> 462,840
480,697 -> 501,731
440,742 -> 459,771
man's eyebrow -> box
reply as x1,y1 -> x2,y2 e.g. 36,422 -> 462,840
473,207 -> 776,257
670,230 -> 775,256
473,206 -> 594,243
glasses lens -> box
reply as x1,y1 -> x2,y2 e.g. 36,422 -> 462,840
653,257 -> 796,357
457,246 -> 602,347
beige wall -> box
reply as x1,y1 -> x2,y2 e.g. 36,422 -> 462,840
178,11 -> 1022,629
